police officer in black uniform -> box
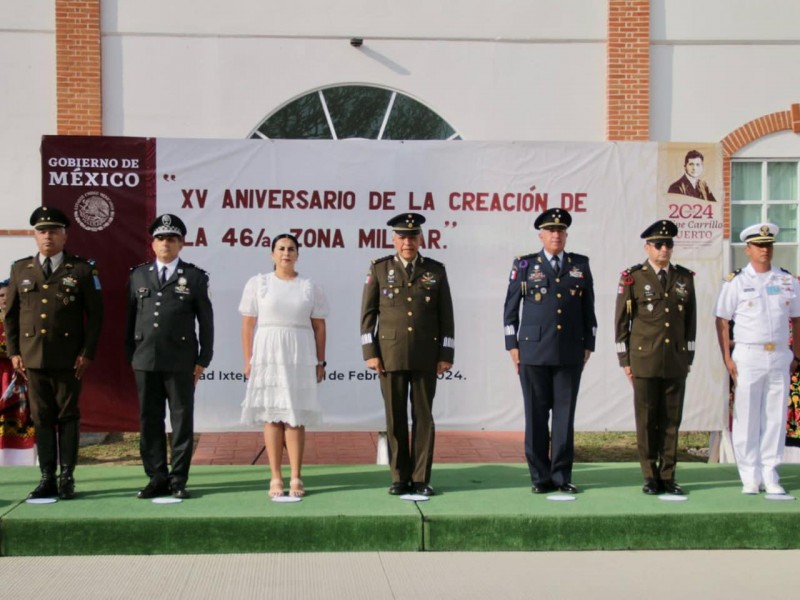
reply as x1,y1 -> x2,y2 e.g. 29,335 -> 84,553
503,208 -> 596,494
126,214 -> 214,499
4,206 -> 104,499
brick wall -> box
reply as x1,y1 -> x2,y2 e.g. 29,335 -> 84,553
607,0 -> 650,141
720,105 -> 799,238
55,0 -> 102,135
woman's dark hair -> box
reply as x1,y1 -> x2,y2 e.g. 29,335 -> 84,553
0,279 -> 9,289
272,233 -> 300,249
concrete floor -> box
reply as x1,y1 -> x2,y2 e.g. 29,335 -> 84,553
1,550 -> 796,599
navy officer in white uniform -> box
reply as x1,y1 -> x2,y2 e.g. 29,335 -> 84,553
715,222 -> 800,495
503,208 -> 597,494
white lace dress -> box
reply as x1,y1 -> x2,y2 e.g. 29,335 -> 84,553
239,272 -> 329,426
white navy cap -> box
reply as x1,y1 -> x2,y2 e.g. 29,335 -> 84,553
740,223 -> 778,244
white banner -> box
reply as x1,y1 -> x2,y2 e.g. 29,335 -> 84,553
153,139 -> 724,431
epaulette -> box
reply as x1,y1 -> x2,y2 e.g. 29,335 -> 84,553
780,267 -> 792,275
371,255 -> 393,265
567,252 -> 589,261
619,264 -> 643,286
130,261 -> 151,271
724,268 -> 742,282
514,253 -> 536,263
69,255 -> 96,266
181,262 -> 209,276
675,264 -> 695,277
12,256 -> 34,266
420,255 -> 444,267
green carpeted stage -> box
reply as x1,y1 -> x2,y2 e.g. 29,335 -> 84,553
2,463 -> 799,556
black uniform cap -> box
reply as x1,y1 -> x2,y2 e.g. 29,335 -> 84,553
534,208 -> 571,230
149,213 -> 187,238
387,212 -> 425,235
30,206 -> 69,230
640,220 -> 678,241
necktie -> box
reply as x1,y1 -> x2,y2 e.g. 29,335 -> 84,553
405,261 -> 413,277
659,269 -> 667,289
552,255 -> 560,273
160,266 -> 168,285
43,257 -> 52,279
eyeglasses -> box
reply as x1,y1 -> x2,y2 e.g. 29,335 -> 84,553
649,240 -> 674,249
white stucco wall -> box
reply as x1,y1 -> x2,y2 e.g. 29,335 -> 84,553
4,0 -> 800,263
0,1 -> 55,258
101,0 -> 608,141
650,0 -> 800,149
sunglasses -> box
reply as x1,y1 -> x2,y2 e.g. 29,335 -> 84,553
649,240 -> 674,249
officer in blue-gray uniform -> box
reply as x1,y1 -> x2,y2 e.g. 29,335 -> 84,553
503,208 -> 596,494
126,214 -> 214,500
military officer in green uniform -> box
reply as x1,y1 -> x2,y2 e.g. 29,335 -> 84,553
4,206 -> 104,500
614,220 -> 696,495
360,213 -> 455,496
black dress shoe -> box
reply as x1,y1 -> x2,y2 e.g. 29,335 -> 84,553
642,479 -> 660,495
388,482 -> 410,495
59,466 -> 76,500
531,481 -> 555,494
662,480 -> 684,495
558,482 -> 579,494
58,476 -> 76,500
137,480 -> 171,499
28,476 -> 58,500
413,483 -> 435,496
171,484 -> 191,499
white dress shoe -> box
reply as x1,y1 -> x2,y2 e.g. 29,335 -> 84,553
741,483 -> 759,495
764,483 -> 786,495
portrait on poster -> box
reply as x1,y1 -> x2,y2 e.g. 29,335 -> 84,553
659,143 -> 723,254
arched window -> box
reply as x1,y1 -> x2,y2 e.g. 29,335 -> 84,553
249,85 -> 461,141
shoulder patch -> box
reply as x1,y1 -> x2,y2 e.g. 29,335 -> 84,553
371,255 -> 393,265
724,268 -> 742,282
618,264 -> 642,286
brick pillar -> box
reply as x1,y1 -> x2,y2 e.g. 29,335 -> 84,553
55,0 -> 102,135
607,0 -> 650,141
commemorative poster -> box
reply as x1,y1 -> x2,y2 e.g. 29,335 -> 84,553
41,137 -> 724,432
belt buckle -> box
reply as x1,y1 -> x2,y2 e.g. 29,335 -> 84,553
764,343 -> 776,352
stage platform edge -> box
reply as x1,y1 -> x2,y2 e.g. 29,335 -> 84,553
2,463 -> 799,556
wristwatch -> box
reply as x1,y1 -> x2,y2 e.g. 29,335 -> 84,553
317,361 -> 327,368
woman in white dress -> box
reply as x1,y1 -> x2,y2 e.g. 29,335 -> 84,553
239,234 -> 328,497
